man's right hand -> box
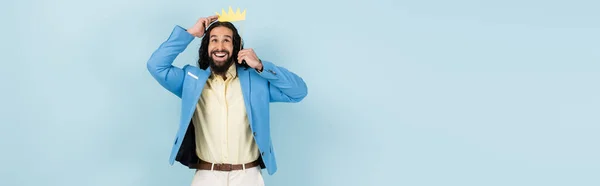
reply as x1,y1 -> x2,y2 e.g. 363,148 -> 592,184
187,15 -> 219,37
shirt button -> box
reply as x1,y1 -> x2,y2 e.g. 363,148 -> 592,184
253,132 -> 256,136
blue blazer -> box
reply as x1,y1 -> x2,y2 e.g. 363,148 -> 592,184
146,25 -> 308,175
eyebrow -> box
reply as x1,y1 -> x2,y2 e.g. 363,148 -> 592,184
210,35 -> 233,39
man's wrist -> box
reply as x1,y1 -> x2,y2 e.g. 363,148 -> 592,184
186,28 -> 199,37
256,60 -> 263,72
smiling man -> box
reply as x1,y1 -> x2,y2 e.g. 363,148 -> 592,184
146,15 -> 308,186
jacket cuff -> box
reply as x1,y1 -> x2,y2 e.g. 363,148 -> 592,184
256,60 -> 279,79
168,25 -> 195,43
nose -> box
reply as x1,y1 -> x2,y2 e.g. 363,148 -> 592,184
216,42 -> 226,51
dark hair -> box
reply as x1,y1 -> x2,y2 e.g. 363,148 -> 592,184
197,21 -> 245,70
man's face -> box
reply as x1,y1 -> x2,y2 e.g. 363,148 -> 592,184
208,26 -> 235,73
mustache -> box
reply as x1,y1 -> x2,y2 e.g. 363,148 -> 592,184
210,50 -> 230,55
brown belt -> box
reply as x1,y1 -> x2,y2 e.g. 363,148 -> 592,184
191,159 -> 261,171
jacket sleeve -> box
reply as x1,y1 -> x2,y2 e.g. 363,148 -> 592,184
256,61 -> 308,103
146,25 -> 195,98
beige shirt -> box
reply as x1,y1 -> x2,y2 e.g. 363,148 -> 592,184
191,64 -> 259,164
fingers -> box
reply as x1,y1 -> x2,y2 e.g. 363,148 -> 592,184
237,52 -> 247,61
200,16 -> 218,30
202,18 -> 209,30
238,50 -> 257,64
196,15 -> 219,32
237,51 -> 259,66
208,15 -> 219,22
189,16 -> 219,37
237,52 -> 252,62
237,50 -> 247,56
237,49 -> 254,56
237,54 -> 246,64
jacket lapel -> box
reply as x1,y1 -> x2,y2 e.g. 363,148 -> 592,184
237,66 -> 254,129
185,68 -> 210,122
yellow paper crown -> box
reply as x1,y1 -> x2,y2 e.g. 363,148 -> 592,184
216,6 -> 246,22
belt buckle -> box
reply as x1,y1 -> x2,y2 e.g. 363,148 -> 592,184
220,164 -> 232,171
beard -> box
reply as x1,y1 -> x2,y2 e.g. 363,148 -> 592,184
209,50 -> 234,75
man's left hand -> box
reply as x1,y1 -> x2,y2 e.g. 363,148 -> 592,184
237,49 -> 263,72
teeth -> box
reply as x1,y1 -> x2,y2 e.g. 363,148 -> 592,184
215,53 -> 226,57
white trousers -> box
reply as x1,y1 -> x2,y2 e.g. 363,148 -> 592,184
190,167 -> 265,186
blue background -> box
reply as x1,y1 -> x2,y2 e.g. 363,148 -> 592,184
2,0 -> 599,185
